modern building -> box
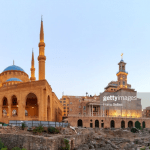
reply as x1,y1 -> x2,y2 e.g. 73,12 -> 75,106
0,18 -> 63,124
60,95 -> 70,119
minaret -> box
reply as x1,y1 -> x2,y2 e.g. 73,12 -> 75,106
30,50 -> 36,81
38,16 -> 46,80
116,54 -> 128,88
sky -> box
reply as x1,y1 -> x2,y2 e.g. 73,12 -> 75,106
0,1 -> 150,108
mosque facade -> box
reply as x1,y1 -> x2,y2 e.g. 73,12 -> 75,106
0,19 -> 63,123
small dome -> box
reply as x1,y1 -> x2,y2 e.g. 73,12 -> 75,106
3,65 -> 24,72
6,78 -> 22,82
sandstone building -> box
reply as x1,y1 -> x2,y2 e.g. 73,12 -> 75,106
0,19 -> 63,123
64,58 -> 150,128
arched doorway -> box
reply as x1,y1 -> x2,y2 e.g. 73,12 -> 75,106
25,93 -> 38,118
11,95 -> 18,117
142,121 -> 145,128
95,120 -> 99,128
135,121 -> 141,129
78,119 -> 82,127
110,120 -> 115,128
47,95 -> 50,121
128,121 -> 133,128
2,97 -> 8,117
121,120 -> 125,128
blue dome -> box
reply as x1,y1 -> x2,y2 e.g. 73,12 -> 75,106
6,78 -> 22,82
3,65 -> 24,72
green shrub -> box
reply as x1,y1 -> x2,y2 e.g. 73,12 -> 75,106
55,128 -> 60,134
21,123 -> 26,130
48,127 -> 55,134
47,127 -> 60,134
0,139 -> 7,149
32,125 -> 44,133
60,139 -> 70,150
33,128 -> 37,133
140,147 -> 146,150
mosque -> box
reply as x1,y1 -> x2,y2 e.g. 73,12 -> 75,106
0,19 -> 63,123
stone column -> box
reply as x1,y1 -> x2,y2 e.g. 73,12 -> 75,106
18,102 -> 25,120
88,105 -> 90,116
92,105 -> 93,117
8,98 -> 11,118
0,104 -> 2,118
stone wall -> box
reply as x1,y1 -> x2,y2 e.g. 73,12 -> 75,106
0,131 -> 94,150
0,133 -> 64,150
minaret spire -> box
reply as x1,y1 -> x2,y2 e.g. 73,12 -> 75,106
40,16 -> 44,42
30,49 -> 36,81
38,17 -> 46,80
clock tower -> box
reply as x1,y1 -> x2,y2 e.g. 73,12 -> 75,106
116,54 -> 128,88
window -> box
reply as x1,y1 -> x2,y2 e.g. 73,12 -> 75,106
83,112 -> 86,115
70,102 -> 72,104
70,109 -> 72,111
64,114 -> 66,116
123,81 -> 125,85
63,98 -> 66,100
64,107 -> 66,109
25,110 -> 28,116
67,107 -> 69,109
79,106 -> 81,108
119,82 -> 120,85
63,101 -> 66,103
64,110 -> 66,112
3,109 -> 7,116
111,89 -> 113,91
67,104 -> 69,106
83,106 -> 86,110
63,104 -> 66,106
60,101 -> 62,103
79,113 -> 81,115
79,100 -> 81,102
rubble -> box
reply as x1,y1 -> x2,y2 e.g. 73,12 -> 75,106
1,125 -> 150,149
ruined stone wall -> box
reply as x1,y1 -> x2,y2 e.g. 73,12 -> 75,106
0,133 -> 64,150
0,131 -> 94,150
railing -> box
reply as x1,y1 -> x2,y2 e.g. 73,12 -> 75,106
116,70 -> 128,74
9,120 -> 69,128
68,114 -> 149,119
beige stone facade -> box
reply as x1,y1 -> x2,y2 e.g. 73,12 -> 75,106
64,58 -> 149,128
60,96 -> 70,119
0,19 -> 63,124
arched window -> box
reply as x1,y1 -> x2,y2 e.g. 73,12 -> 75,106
3,99 -> 7,106
121,120 -> 125,128
95,120 -> 99,128
12,95 -> 18,105
128,121 -> 133,128
110,120 -> 115,128
78,119 -> 83,127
